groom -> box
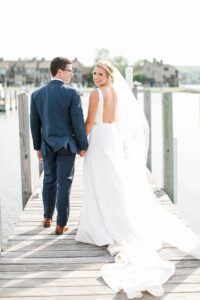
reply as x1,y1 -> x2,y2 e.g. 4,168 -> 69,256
30,57 -> 88,235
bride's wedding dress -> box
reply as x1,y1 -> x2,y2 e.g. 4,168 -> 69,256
76,72 -> 200,299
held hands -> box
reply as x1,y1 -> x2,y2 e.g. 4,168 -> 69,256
37,150 -> 43,160
79,150 -> 87,157
37,149 -> 86,159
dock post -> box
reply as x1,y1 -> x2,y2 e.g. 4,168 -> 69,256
0,201 -> 2,253
9,90 -> 13,110
125,67 -> 133,89
14,90 -> 18,108
18,93 -> 32,208
173,137 -> 178,204
144,90 -> 152,171
162,92 -> 174,203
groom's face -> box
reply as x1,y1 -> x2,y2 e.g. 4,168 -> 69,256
62,64 -> 73,83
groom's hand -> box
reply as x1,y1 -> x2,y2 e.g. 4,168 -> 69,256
79,150 -> 86,157
36,150 -> 43,160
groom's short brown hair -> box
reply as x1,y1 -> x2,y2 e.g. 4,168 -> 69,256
50,57 -> 72,77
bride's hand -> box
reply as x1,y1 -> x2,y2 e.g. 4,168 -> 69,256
79,150 -> 86,157
37,150 -> 43,160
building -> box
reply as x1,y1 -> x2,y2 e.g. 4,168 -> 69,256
0,58 -> 10,85
0,57 -> 91,87
0,58 -> 49,86
133,59 -> 179,87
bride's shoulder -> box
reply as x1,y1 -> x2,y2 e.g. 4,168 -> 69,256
89,89 -> 99,101
88,89 -> 99,111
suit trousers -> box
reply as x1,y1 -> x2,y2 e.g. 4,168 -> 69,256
42,147 -> 76,227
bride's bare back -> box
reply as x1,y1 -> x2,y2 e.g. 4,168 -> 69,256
85,63 -> 117,136
100,87 -> 116,123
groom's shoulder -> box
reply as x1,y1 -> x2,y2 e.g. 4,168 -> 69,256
62,84 -> 81,97
31,83 -> 47,98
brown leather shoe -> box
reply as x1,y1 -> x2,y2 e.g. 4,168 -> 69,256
43,218 -> 52,228
55,225 -> 69,235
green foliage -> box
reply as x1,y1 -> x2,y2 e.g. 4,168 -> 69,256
94,49 -> 129,76
133,72 -> 146,83
111,56 -> 128,76
85,48 -> 130,85
94,49 -> 111,63
86,69 -> 95,87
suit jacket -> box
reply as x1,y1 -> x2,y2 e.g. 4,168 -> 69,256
30,80 -> 88,155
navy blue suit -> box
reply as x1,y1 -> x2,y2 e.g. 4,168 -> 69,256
30,80 -> 88,226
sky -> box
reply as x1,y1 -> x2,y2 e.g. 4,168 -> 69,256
0,0 -> 200,66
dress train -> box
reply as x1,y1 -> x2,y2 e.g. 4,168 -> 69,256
76,88 -> 200,299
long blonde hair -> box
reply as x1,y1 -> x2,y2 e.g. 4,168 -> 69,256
95,60 -> 114,82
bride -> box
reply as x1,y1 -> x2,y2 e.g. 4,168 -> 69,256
75,60 -> 200,299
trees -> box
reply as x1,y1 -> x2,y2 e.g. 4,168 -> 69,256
94,48 -> 129,76
84,48 -> 133,86
94,49 -> 111,63
111,56 -> 128,76
133,72 -> 146,84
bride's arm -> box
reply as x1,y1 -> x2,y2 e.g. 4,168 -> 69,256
85,90 -> 99,136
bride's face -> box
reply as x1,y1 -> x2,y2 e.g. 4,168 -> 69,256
93,66 -> 108,87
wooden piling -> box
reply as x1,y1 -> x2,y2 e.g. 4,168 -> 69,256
144,90 -> 152,171
0,203 -> 2,253
18,93 -> 32,208
162,92 -> 174,202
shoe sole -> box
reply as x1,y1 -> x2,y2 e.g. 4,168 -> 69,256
55,226 -> 69,235
43,220 -> 52,228
43,223 -> 51,228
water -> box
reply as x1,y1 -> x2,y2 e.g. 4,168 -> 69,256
173,93 -> 200,235
0,108 -> 39,247
0,91 -> 200,248
0,110 -> 22,245
139,92 -> 200,235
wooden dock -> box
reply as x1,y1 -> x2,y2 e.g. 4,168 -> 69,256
0,157 -> 200,300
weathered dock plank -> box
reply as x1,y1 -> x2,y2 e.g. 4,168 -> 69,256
0,157 -> 200,300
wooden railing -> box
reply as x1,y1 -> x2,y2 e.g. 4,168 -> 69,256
144,90 -> 176,202
143,89 -> 199,204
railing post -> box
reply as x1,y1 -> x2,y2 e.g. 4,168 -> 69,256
0,200 -> 2,253
14,90 -> 18,108
3,98 -> 6,111
0,91 -> 6,112
132,86 -> 138,99
18,93 -> 32,208
162,92 -> 174,202
199,96 -> 200,126
143,90 -> 152,171
4,88 -> 8,111
173,137 -> 178,204
9,90 -> 12,110
125,67 -> 133,89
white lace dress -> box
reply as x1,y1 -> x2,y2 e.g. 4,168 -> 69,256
76,88 -> 200,299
